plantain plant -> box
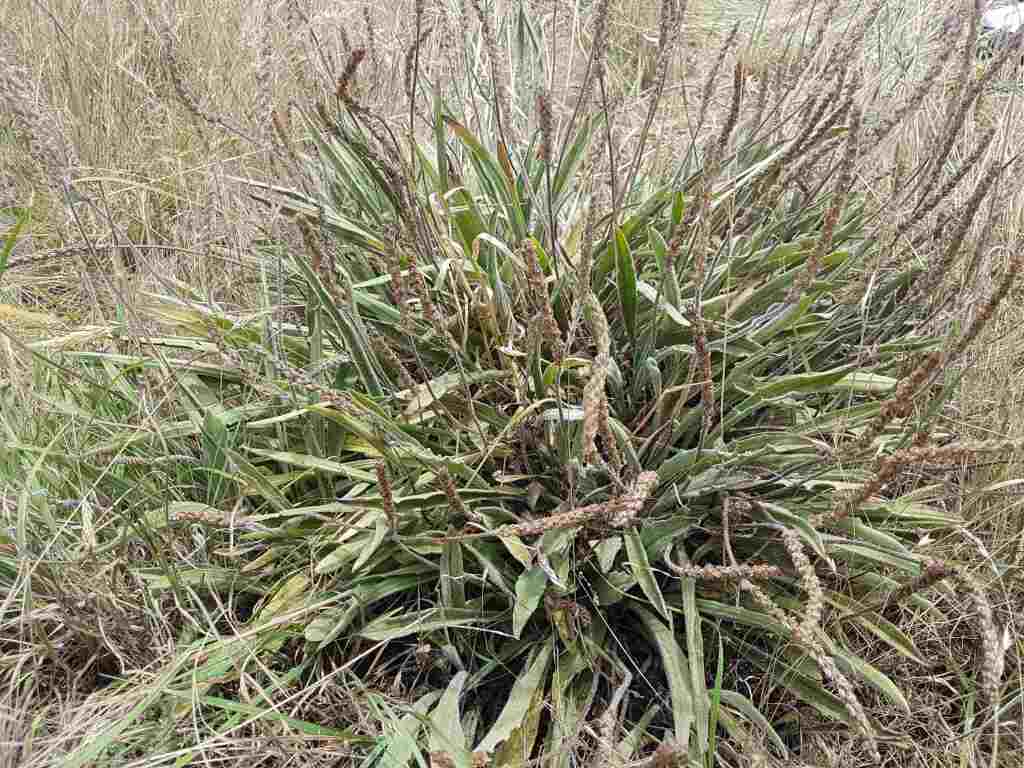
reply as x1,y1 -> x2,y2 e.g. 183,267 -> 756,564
6,1 -> 1020,765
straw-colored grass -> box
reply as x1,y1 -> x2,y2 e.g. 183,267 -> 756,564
2,1 -> 1024,766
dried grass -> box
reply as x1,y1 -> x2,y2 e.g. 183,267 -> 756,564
2,0 -> 1024,766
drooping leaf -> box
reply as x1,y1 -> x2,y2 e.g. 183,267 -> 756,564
476,640 -> 553,753
428,671 -> 471,765
624,529 -> 670,622
360,608 -> 499,642
633,606 -> 694,750
512,566 -> 548,638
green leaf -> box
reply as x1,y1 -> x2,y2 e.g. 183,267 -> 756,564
824,590 -> 927,665
476,640 -> 553,752
397,369 -> 508,418
830,543 -> 922,573
751,501 -> 829,563
256,573 -> 309,627
291,256 -> 384,397
444,116 -> 527,242
717,690 -> 787,757
499,533 -> 533,568
314,513 -> 385,574
728,630 -> 850,723
551,115 -> 599,203
671,191 -> 685,227
494,670 -> 547,768
248,449 -> 376,482
833,648 -> 910,715
359,608 -> 499,642
434,89 -> 450,192
748,364 -> 860,399
61,655 -> 186,768
353,515 -> 389,573
513,566 -> 548,638
615,703 -> 660,764
0,208 -> 27,274
377,692 -> 441,768
624,529 -> 670,622
633,606 -> 694,750
429,671 -> 471,764
830,371 -> 898,394
637,280 -> 690,329
615,227 -> 638,339
305,577 -> 423,646
707,631 -> 724,767
202,410 -> 235,506
224,447 -> 292,512
675,548 -> 709,750
441,538 -> 467,609
171,692 -> 363,739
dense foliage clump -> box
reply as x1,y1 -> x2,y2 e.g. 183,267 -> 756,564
2,1 -> 1022,765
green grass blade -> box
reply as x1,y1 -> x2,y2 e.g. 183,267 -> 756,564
633,605 -> 694,749
615,227 -> 638,341
512,565 -> 547,638
476,640 -> 553,753
624,529 -> 670,622
428,671 -> 471,764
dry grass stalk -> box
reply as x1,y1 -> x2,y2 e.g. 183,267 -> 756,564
469,0 -> 517,147
408,249 -> 438,328
691,313 -> 714,434
337,48 -> 368,106
158,20 -> 254,144
283,0 -> 317,96
838,350 -> 942,462
614,0 -> 688,209
739,572 -> 880,761
918,27 -> 1024,208
251,1 -> 275,145
861,558 -> 950,616
798,0 -> 843,68
792,105 -> 861,299
870,24 -> 959,146
913,160 -> 1004,308
269,105 -> 305,187
592,672 -> 631,768
951,566 -> 1006,707
403,2 -> 432,133
373,333 -> 416,389
719,503 -> 875,756
439,467 -> 468,526
662,556 -> 783,582
697,23 -> 739,134
782,527 -> 824,633
901,126 -> 996,247
823,0 -> 885,80
522,238 -> 564,361
536,89 -> 554,167
488,471 -> 658,540
582,293 -> 611,465
686,58 -> 747,437
296,215 -> 335,293
791,85 -> 854,170
362,6 -> 379,91
597,395 -> 623,474
650,740 -> 685,768
822,438 -> 1024,529
945,250 -> 1023,364
212,330 -> 357,411
575,0 -> 612,296
0,38 -> 78,187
